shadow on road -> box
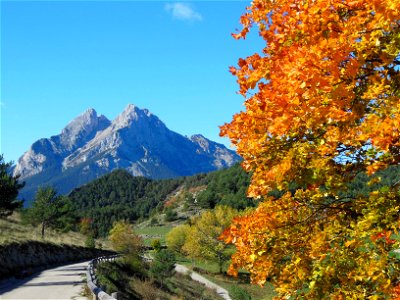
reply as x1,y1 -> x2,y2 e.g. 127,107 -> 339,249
0,273 -> 40,294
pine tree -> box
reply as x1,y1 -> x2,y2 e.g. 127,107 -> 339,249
0,154 -> 24,218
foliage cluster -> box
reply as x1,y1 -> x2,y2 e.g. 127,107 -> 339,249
195,163 -> 254,210
109,220 -> 144,270
167,206 -> 238,273
22,186 -> 75,238
229,285 -> 252,300
0,154 -> 24,217
149,249 -> 176,285
221,0 -> 400,298
164,207 -> 178,222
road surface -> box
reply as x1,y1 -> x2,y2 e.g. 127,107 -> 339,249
0,261 -> 89,300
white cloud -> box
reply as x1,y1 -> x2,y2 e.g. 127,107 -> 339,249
165,2 -> 202,22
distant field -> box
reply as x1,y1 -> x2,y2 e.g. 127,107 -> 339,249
134,225 -> 174,245
0,213 -> 86,246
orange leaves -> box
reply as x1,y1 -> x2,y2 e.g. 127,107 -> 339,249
223,0 -> 400,197
229,66 -> 237,75
222,0 -> 400,298
392,283 -> 400,300
371,230 -> 396,245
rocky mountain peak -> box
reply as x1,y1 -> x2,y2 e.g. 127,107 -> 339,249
190,134 -> 210,151
14,104 -> 241,201
112,104 -> 158,129
62,108 -> 98,131
59,108 -> 111,150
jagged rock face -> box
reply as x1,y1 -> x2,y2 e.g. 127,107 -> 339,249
13,109 -> 111,179
14,104 -> 241,201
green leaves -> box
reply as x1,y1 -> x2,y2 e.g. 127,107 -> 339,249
23,186 -> 72,238
0,154 -> 24,217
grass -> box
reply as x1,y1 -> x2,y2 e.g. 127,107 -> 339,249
134,225 -> 174,246
202,273 -> 276,300
178,256 -> 276,300
0,213 -> 92,247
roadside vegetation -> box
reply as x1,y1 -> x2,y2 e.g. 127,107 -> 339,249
96,221 -> 222,300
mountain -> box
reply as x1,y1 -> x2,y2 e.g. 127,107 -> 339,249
14,104 -> 240,203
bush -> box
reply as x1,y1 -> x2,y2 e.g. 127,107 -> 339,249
130,278 -> 163,300
151,239 -> 161,252
96,261 -> 119,294
149,249 -> 176,285
229,285 -> 252,300
164,208 -> 178,222
149,217 -> 158,226
85,235 -> 96,248
166,224 -> 190,254
109,221 -> 143,257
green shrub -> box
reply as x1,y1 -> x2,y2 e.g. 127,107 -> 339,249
164,208 -> 178,222
151,239 -> 161,252
149,249 -> 176,285
85,235 -> 96,248
149,217 -> 158,226
229,285 -> 252,300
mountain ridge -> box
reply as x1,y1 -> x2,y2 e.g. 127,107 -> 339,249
14,104 -> 240,202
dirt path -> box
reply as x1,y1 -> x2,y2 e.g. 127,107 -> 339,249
175,264 -> 232,300
0,261 -> 89,300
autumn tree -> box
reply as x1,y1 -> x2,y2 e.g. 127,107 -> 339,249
166,224 -> 191,254
109,220 -> 144,266
220,0 -> 400,299
182,206 -> 238,274
0,155 -> 24,217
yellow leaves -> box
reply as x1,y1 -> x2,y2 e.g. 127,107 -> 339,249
109,221 -> 143,256
222,0 -> 400,298
309,280 -> 316,290
179,206 -> 239,267
345,239 -> 356,247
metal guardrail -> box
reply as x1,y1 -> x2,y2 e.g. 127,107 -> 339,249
86,255 -> 119,300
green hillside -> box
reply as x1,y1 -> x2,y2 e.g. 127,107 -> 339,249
67,163 -> 255,236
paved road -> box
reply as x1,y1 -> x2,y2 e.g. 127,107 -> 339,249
175,264 -> 232,300
0,261 -> 89,300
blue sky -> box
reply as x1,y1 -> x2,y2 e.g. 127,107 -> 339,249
1,1 -> 263,163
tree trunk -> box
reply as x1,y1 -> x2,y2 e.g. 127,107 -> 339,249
218,255 -> 223,274
41,222 -> 45,239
